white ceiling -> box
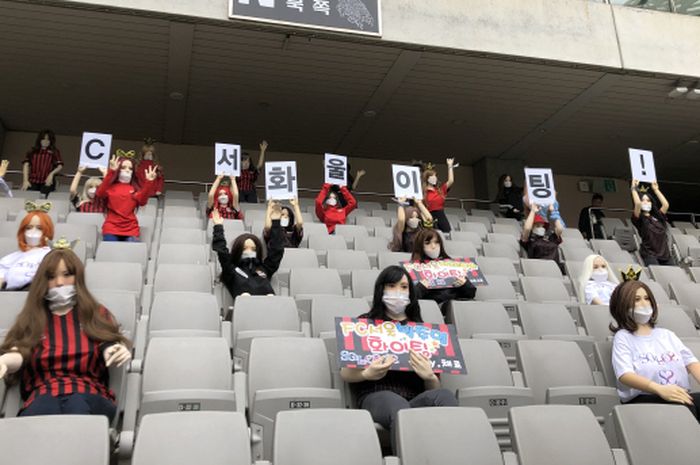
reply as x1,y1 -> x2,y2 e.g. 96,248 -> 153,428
1,0 -> 699,182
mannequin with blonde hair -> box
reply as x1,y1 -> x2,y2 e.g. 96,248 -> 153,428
578,254 -> 619,305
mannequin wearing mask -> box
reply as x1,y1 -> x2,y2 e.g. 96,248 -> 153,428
520,202 -> 564,271
69,165 -> 106,213
0,208 -> 54,291
315,183 -> 357,234
422,159 -> 455,233
264,198 -> 304,249
579,254 -> 619,305
610,281 -> 700,419
236,140 -> 267,203
207,175 -> 243,220
340,266 -> 457,452
95,154 -> 157,242
410,229 -> 476,313
135,139 -> 164,196
631,179 -> 672,266
389,198 -> 434,253
0,249 -> 131,419
212,207 -> 284,298
495,174 -> 524,220
21,129 -> 63,197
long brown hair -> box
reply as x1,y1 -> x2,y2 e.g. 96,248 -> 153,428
422,168 -> 445,198
608,280 -> 658,333
0,249 -> 130,370
411,228 -> 450,261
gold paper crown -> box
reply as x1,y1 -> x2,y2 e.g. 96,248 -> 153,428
637,184 -> 649,194
116,149 -> 136,159
25,200 -> 52,213
143,137 -> 157,146
49,236 -> 79,251
620,266 -> 642,282
424,162 -> 435,171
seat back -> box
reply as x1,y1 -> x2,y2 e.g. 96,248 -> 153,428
448,301 -> 514,337
154,264 -> 212,294
443,240 -> 478,258
149,294 -> 221,337
85,261 -> 143,295
475,256 -> 518,281
441,339 -> 513,389
594,341 -> 615,387
289,268 -> 343,297
308,234 -> 347,251
656,304 -> 699,338
649,265 -> 691,294
351,269 -> 381,299
474,275 -> 517,301
518,303 -> 578,338
157,243 -> 209,265
232,296 -> 300,343
483,243 -> 519,261
377,251 -> 411,269
95,241 -> 148,271
520,276 -> 571,302
520,258 -> 564,278
579,305 -> 614,342
160,228 -> 206,245
310,296 -> 370,337
326,249 -> 371,271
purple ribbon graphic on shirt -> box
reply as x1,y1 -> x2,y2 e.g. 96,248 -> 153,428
658,370 -> 675,385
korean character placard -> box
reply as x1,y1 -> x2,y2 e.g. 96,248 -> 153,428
214,143 -> 241,177
392,164 -> 423,200
265,161 -> 298,200
525,168 -> 556,207
324,153 -> 347,186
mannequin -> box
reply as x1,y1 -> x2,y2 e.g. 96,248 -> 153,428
22,129 -> 63,197
135,138 -> 164,196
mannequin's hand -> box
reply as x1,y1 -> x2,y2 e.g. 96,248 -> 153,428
212,208 -> 224,225
655,384 -> 693,405
77,166 -> 87,173
109,155 -> 119,171
289,197 -> 298,207
45,174 -> 54,186
357,169 -> 366,177
260,140 -> 268,152
446,158 -> 454,167
103,344 -> 131,367
409,350 -> 436,381
0,160 -> 9,177
362,355 -> 395,381
98,167 -> 107,176
145,165 -> 158,181
21,180 -> 30,190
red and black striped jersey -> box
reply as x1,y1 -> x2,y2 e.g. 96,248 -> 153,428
71,195 -> 106,213
20,307 -> 115,408
236,168 -> 258,192
23,148 -> 63,184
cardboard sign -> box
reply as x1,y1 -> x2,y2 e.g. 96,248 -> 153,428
402,258 -> 488,289
324,153 -> 347,186
215,143 -> 241,176
392,164 -> 423,200
525,168 -> 556,206
336,318 -> 467,374
628,148 -> 656,183
79,132 -> 112,169
265,161 -> 298,200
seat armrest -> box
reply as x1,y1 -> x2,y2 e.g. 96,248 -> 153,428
383,457 -> 400,465
133,315 -> 149,362
503,451 -> 520,465
611,448 -> 629,465
233,371 -> 247,414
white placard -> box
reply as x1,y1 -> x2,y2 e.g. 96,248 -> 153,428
79,132 -> 112,169
628,148 -> 656,183
265,161 -> 298,200
525,168 -> 556,206
214,143 -> 241,176
392,165 -> 423,200
324,153 -> 347,186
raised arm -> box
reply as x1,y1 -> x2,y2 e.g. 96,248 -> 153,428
651,182 -> 669,214
521,203 -> 539,242
415,199 -> 433,223
95,156 -> 119,199
548,202 -> 564,237
262,208 -> 285,277
0,160 -> 8,178
264,199 -> 274,231
256,140 -> 268,171
21,160 -> 30,190
207,175 -> 224,209
230,176 -> 240,211
315,183 -> 332,221
70,166 -> 86,198
133,165 -> 157,206
631,179 -> 641,218
352,169 -> 366,190
290,197 -> 304,228
445,158 -> 455,189
211,209 -> 233,273
340,185 -> 357,214
396,199 -> 407,234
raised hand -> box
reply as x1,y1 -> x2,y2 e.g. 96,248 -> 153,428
260,140 -> 268,152
109,155 -> 120,171
289,197 -> 298,207
631,179 -> 640,190
212,208 -> 224,225
357,169 -> 366,177
77,166 -> 87,173
446,158 -> 454,167
145,165 -> 158,181
0,160 -> 9,177
651,181 -> 660,191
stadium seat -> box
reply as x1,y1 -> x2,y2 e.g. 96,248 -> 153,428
131,412 -> 251,465
470,209 -> 496,222
147,292 -> 225,340
492,222 -> 520,237
0,415 -> 110,465
474,274 -> 521,319
0,291 -> 28,341
520,276 -> 575,306
310,295 -> 370,337
516,340 -> 618,423
613,404 -> 700,465
459,221 -> 489,240
373,226 -> 394,241
354,236 -> 390,267
289,267 -> 343,299
335,224 -> 369,247
648,265 -> 691,295
448,301 -> 525,366
231,295 -> 303,371
159,227 -> 206,245
672,233 -> 700,264
246,337 -> 342,460
601,218 -> 626,239
487,233 -> 520,251
475,256 -> 520,288
579,304 -> 614,342
95,241 -> 148,272
670,282 -> 700,323
443,240 -> 478,258
656,304 -> 700,339
153,264 -> 212,294
66,211 -> 105,230
483,242 -> 520,263
509,405 -> 625,465
162,216 -> 203,229
562,246 -> 597,262
418,299 -> 445,323
85,261 -> 143,300
351,269 -> 381,300
593,341 -> 615,387
441,339 -> 533,447
356,216 -> 388,231
327,249 -> 371,288
91,289 -> 138,340
520,258 -> 573,294
157,243 -> 209,265
451,230 -> 484,248
396,407 -> 517,465
54,222 -> 99,258
644,280 -> 673,304
377,251 -> 411,269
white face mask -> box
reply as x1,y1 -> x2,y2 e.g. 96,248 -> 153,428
382,291 -> 410,316
406,217 -> 421,229
424,247 -> 440,259
504,181 -> 512,188
280,217 -> 290,228
40,138 -> 50,149
143,153 -> 153,161
118,170 -> 132,184
631,306 -> 653,325
241,251 -> 257,260
591,269 -> 608,282
25,229 -> 43,247
427,176 -> 438,186
641,203 -> 652,212
87,187 -> 97,199
326,197 -> 338,207
45,285 -> 77,311
218,195 -> 229,205
532,226 -> 546,237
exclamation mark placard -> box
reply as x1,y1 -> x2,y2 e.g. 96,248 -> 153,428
628,148 -> 656,183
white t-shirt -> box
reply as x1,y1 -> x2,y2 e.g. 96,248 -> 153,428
612,327 -> 698,402
584,280 -> 617,305
0,247 -> 50,290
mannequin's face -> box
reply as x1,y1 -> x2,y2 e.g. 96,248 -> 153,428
40,134 -> 51,148
592,256 -> 607,271
48,259 -> 75,289
243,239 -> 257,254
120,160 -> 133,174
142,146 -> 155,160
242,158 -> 251,170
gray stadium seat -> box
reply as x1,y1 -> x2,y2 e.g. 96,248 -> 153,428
351,269 -> 381,300
272,409 -> 383,465
670,282 -> 700,323
475,256 -> 520,288
354,236 -> 390,267
579,304 -> 614,342
656,304 -> 700,339
516,340 -> 618,423
95,241 -> 148,272
377,251 -> 411,269
156,243 -> 209,265
396,407 -> 516,465
308,234 -> 347,251
310,295 -> 370,337
492,223 -> 520,237
520,276 -> 575,306
85,261 -> 143,297
132,412 -> 251,465
459,222 -> 489,240
443,240 -> 478,258
356,216 -> 388,230
247,337 -> 342,460
510,405 -> 624,465
418,299 -> 445,324
55,222 -> 99,258
649,265 -> 691,294
474,274 -> 521,319
643,279 -> 673,304
327,249 -> 371,288
162,216 -> 203,229
148,292 -> 224,339
483,242 -> 520,263
91,288 -> 138,339
487,233 -> 520,251
335,224 -> 369,247
593,341 -> 616,387
613,404 -> 700,465
66,211 -> 105,230
0,415 -> 110,465
0,291 -> 27,340
562,246 -> 597,262
153,264 -> 212,294
289,267 -> 343,299
160,227 -> 206,245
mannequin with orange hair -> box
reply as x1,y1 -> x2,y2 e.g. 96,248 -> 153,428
0,208 -> 54,290
207,175 -> 243,220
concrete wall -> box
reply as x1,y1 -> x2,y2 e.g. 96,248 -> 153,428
65,0 -> 700,78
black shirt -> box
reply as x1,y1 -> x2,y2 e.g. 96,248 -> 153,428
520,233 -> 563,264
578,206 -> 605,240
632,213 -> 670,260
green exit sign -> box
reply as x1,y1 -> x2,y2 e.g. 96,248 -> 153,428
603,179 -> 616,193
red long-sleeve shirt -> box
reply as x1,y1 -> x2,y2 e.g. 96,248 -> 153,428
135,160 -> 164,194
425,184 -> 449,212
315,183 -> 357,234
95,169 -> 154,237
